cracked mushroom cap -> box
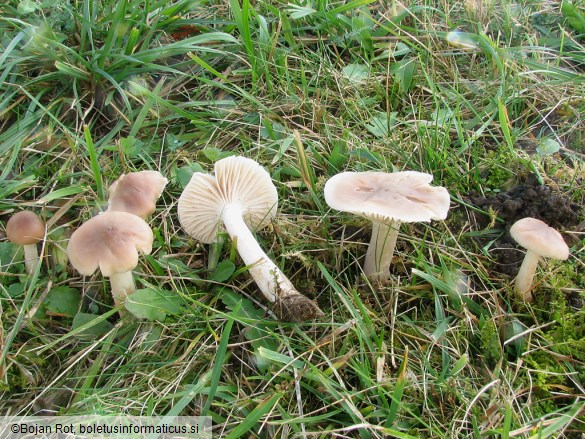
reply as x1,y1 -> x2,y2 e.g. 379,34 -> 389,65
177,156 -> 278,243
107,170 -> 168,219
324,171 -> 450,223
6,211 -> 45,245
67,211 -> 154,277
510,217 -> 569,260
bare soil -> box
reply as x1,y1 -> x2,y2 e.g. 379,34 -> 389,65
467,176 -> 582,277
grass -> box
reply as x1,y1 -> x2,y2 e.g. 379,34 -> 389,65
1,0 -> 584,436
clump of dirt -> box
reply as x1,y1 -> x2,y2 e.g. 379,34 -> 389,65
467,178 -> 581,276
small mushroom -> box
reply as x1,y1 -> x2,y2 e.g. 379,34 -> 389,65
67,211 -> 154,313
178,156 -> 322,322
324,171 -> 450,282
107,170 -> 168,219
510,217 -> 569,302
6,211 -> 45,274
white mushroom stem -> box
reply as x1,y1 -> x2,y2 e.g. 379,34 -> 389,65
109,271 -> 135,308
364,220 -> 400,282
23,244 -> 40,275
221,204 -> 298,303
514,250 -> 540,302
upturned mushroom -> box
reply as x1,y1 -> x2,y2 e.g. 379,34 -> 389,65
177,156 -> 322,322
67,211 -> 154,312
6,210 -> 45,274
324,171 -> 450,282
107,170 -> 168,219
510,217 -> 569,302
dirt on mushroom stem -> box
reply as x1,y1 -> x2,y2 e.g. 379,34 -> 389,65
273,292 -> 324,322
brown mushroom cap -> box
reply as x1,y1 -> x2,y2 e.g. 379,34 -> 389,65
107,170 -> 168,219
324,171 -> 450,223
177,156 -> 278,243
510,217 -> 569,260
6,211 -> 45,245
67,211 -> 154,276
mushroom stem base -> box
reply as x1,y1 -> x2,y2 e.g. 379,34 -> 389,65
109,271 -> 135,311
274,294 -> 324,322
23,244 -> 40,275
514,250 -> 540,302
222,204 -> 322,321
364,221 -> 399,282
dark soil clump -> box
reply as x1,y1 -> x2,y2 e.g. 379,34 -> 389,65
467,179 -> 581,276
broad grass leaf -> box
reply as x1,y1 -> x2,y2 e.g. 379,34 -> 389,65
365,112 -> 397,138
175,163 -> 206,188
17,0 -> 40,14
502,318 -> 528,357
288,5 -> 317,20
203,147 -> 235,162
389,58 -> 416,93
210,260 -> 236,282
562,1 -> 585,33
342,63 -> 369,82
0,242 -> 22,272
72,313 -> 114,338
537,138 -> 561,156
43,286 -> 81,317
125,288 -> 184,321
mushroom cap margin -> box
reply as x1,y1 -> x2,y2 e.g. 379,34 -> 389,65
6,211 -> 45,245
510,217 -> 569,260
178,156 -> 278,243
67,211 -> 154,277
107,170 -> 168,219
324,171 -> 450,223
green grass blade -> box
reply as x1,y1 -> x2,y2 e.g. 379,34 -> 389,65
385,347 -> 408,426
129,78 -> 166,138
83,125 -> 104,201
224,391 -> 283,439
161,370 -> 213,418
202,313 -> 236,415
527,401 -> 585,439
97,0 -> 128,69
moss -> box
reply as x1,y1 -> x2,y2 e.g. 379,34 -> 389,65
534,280 -> 585,361
480,146 -> 523,192
478,316 -> 503,367
524,350 -> 569,388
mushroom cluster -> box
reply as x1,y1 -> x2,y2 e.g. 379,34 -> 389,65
66,170 -> 166,314
3,151 -> 572,325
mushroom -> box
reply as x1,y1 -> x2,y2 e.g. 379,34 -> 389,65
324,171 -> 450,282
6,210 -> 45,274
509,217 -> 569,302
177,156 -> 322,322
107,170 -> 168,219
67,211 -> 154,312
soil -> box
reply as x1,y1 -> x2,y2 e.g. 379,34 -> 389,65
466,176 -> 582,277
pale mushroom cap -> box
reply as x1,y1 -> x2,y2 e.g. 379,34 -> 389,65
67,211 -> 154,277
510,217 -> 569,260
6,211 -> 45,245
177,172 -> 225,243
177,156 -> 278,243
107,170 -> 168,219
324,171 -> 451,223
